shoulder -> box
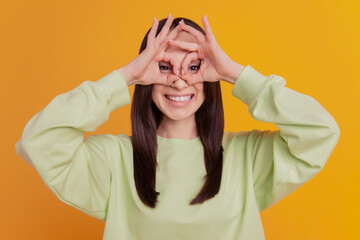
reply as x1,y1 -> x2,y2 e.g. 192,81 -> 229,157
84,133 -> 132,151
222,129 -> 276,150
115,133 -> 133,148
222,130 -> 254,145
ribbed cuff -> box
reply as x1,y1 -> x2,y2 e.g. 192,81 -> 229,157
231,65 -> 270,107
94,70 -> 131,112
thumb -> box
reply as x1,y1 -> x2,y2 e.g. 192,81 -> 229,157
180,72 -> 202,85
163,52 -> 181,76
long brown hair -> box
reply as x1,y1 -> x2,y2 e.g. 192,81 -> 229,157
131,17 -> 224,208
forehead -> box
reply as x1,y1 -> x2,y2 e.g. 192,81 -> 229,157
164,30 -> 198,53
174,30 -> 198,42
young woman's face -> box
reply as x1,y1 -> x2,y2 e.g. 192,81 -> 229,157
152,30 -> 205,122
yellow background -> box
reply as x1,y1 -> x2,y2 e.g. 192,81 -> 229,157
1,0 -> 359,239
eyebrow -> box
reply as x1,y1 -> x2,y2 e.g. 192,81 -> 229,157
159,59 -> 201,65
191,60 -> 201,65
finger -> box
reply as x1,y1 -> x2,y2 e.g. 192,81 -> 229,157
148,17 -> 159,46
162,74 -> 172,86
202,14 -> 216,41
157,13 -> 174,40
157,24 -> 182,51
181,72 -> 202,85
168,40 -> 199,52
166,74 -> 179,86
163,52 -> 181,76
179,20 -> 206,43
181,51 -> 199,76
166,23 -> 182,41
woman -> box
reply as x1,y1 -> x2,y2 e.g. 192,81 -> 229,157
16,14 -> 340,239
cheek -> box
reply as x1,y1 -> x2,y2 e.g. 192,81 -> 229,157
151,86 -> 165,110
151,92 -> 160,107
198,94 -> 205,107
195,84 -> 205,104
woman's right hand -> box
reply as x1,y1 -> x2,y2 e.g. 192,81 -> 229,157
118,14 -> 182,86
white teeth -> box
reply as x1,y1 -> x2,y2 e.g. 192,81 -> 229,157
167,95 -> 192,102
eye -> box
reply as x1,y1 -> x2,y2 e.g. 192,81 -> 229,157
188,65 -> 200,71
159,63 -> 172,73
159,66 -> 170,70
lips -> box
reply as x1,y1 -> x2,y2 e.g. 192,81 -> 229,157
164,94 -> 195,107
165,94 -> 194,102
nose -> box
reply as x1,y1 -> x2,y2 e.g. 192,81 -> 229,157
172,79 -> 188,90
168,75 -> 189,90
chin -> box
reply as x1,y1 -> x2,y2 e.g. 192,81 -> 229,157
162,111 -> 196,122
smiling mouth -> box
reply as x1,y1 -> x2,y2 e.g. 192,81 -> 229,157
165,94 -> 194,102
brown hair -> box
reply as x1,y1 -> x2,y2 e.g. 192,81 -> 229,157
131,17 -> 224,208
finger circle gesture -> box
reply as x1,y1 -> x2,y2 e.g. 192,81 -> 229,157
168,15 -> 240,85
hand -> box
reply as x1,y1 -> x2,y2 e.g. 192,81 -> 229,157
118,14 -> 183,86
168,15 -> 245,85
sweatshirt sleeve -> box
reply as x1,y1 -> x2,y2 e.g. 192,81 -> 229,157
231,65 -> 340,211
15,70 -> 131,221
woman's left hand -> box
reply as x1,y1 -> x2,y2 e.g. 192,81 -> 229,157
168,15 -> 245,85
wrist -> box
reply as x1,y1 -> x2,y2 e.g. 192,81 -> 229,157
118,66 -> 136,86
221,62 -> 245,85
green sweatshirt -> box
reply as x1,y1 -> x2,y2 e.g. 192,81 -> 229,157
15,65 -> 340,239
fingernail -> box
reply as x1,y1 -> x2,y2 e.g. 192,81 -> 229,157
181,69 -> 184,76
154,17 -> 157,22
177,70 -> 179,76
168,13 -> 172,18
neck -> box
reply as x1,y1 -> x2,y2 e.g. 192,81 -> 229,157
157,115 -> 198,140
